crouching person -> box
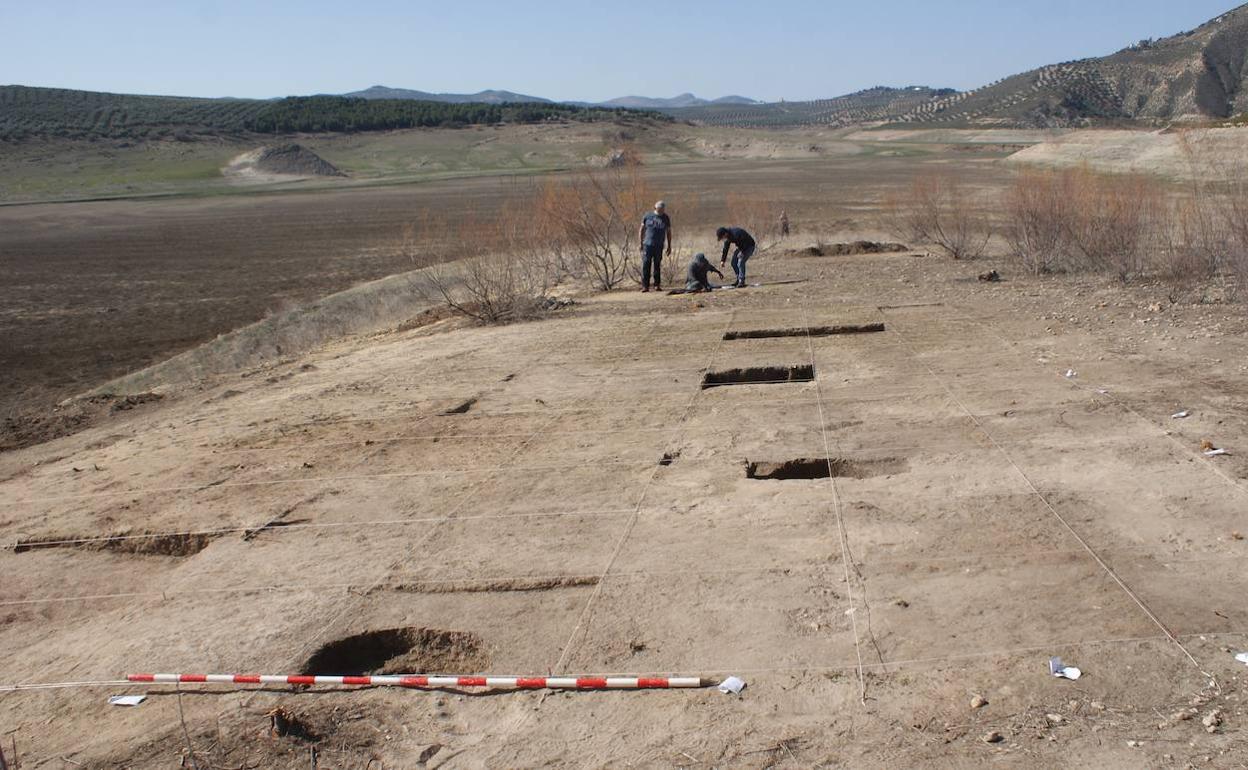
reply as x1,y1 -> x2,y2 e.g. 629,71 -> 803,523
685,252 -> 723,292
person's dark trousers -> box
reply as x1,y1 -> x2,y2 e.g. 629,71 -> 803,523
642,245 -> 664,289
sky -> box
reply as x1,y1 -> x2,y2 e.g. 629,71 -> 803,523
1,0 -> 1241,102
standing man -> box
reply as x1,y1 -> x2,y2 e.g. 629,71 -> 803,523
638,200 -> 672,292
717,226 -> 756,288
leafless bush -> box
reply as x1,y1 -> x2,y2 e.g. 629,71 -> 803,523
1003,169 -> 1074,275
725,192 -> 788,252
422,249 -> 555,324
417,202 -> 558,323
1156,195 -> 1226,293
398,210 -> 458,269
1065,169 -> 1161,282
1225,181 -> 1248,297
536,162 -> 655,290
881,172 -> 991,260
1003,167 -> 1163,282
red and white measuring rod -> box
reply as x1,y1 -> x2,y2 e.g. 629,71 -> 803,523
128,673 -> 709,690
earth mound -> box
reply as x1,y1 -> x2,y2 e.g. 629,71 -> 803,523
224,143 -> 345,180
794,241 -> 910,257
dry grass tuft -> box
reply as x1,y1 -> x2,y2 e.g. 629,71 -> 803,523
882,171 -> 991,260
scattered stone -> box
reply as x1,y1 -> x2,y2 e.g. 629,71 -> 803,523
1046,713 -> 1065,725
539,297 -> 576,311
971,695 -> 988,709
978,270 -> 1001,283
1202,710 -> 1223,733
982,731 -> 1003,744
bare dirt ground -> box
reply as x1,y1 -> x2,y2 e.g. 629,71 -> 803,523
0,149 -> 1007,420
0,174 -> 525,417
2,240 -> 1246,767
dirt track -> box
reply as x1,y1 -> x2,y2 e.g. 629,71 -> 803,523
1,245 -> 1246,767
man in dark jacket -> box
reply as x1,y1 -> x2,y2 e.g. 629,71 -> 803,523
717,226 -> 756,288
638,200 -> 672,292
685,252 -> 723,292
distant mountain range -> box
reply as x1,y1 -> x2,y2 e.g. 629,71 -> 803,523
6,3 -> 1248,142
342,85 -> 760,109
341,3 -> 1248,129
344,85 -> 554,104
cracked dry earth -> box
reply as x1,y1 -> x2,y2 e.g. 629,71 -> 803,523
1,246 -> 1247,768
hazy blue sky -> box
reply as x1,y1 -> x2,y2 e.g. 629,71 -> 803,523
1,1 -> 1240,101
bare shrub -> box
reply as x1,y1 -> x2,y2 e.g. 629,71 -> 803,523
1172,129 -> 1248,300
1225,181 -> 1248,297
881,172 -> 991,260
422,249 -> 554,324
1003,169 -> 1074,275
398,210 -> 458,269
1004,167 -> 1164,282
1065,169 -> 1162,282
725,192 -> 788,252
536,162 -> 655,290
1157,195 -> 1226,293
418,202 -> 557,324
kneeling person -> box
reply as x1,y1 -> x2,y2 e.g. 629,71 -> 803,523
717,226 -> 756,288
685,252 -> 723,292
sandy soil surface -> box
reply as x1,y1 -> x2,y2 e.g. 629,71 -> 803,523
0,151 -> 1008,417
1006,127 -> 1248,179
1,242 -> 1246,767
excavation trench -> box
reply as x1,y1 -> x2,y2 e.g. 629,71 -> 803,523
302,627 -> 488,676
392,575 -> 599,595
441,396 -> 478,415
702,364 -> 815,389
745,457 -> 908,480
723,324 -> 884,340
13,531 -> 219,557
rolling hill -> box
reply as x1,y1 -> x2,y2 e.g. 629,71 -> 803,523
669,3 -> 1248,128
882,2 -> 1248,127
7,4 -> 1246,139
666,87 -> 958,128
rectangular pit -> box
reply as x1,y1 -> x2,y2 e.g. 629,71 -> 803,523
745,457 -> 908,480
723,324 -> 884,340
701,364 -> 815,389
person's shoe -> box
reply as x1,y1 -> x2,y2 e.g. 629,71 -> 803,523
641,286 -> 649,292
654,284 -> 662,292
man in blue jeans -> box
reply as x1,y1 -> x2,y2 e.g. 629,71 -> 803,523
717,226 -> 756,288
638,200 -> 672,292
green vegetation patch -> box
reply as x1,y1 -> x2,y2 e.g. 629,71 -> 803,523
0,86 -> 669,142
